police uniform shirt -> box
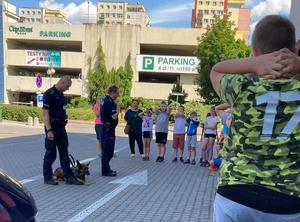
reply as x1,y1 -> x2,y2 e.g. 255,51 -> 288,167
43,86 -> 67,121
101,96 -> 118,128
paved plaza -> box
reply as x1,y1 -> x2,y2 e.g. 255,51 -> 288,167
0,121 -> 217,222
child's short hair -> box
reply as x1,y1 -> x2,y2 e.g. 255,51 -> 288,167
178,105 -> 185,110
160,101 -> 167,105
252,15 -> 296,54
190,111 -> 197,116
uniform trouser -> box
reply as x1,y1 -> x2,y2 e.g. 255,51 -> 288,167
214,193 -> 300,222
43,127 -> 73,180
129,131 -> 143,155
101,127 -> 116,174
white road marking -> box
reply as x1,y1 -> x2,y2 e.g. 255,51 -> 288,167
19,146 -> 128,185
66,170 -> 148,222
0,141 -> 38,148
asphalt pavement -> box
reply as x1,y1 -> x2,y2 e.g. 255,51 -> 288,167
0,121 -> 217,222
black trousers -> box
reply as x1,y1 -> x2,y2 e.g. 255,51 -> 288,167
43,127 -> 73,180
129,131 -> 143,155
101,126 -> 116,174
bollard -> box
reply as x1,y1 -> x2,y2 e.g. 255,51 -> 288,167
27,116 -> 33,126
33,117 -> 39,127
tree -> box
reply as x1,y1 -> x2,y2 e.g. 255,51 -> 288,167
195,15 -> 251,105
123,53 -> 134,97
87,39 -> 109,104
168,80 -> 188,105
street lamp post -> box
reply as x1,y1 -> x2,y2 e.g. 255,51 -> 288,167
46,64 -> 55,87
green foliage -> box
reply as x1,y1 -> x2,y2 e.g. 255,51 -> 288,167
195,15 -> 251,105
66,108 -> 94,121
119,96 -> 159,111
0,105 -> 43,122
168,101 -> 211,123
168,80 -> 188,104
69,97 -> 90,108
87,40 -> 134,104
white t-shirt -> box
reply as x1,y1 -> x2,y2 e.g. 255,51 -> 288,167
173,116 -> 186,134
142,116 -> 154,132
204,116 -> 219,135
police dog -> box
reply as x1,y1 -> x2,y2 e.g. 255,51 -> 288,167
54,155 -> 90,184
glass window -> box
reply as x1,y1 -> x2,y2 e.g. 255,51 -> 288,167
127,14 -> 130,19
199,1 -> 202,5
38,11 -> 41,14
36,18 -> 41,22
100,5 -> 104,9
220,2 -> 224,6
206,1 -> 210,6
107,5 -> 110,9
112,13 -> 116,18
119,5 -> 123,10
26,18 -> 30,21
31,18 -> 35,22
204,19 -> 208,24
204,10 -> 209,15
210,19 -> 215,24
27,11 -> 30,14
113,5 -> 116,9
45,19 -> 49,23
211,10 -> 215,15
117,14 -> 123,18
213,1 -> 217,6
21,10 -> 25,14
106,13 -> 110,18
198,10 -> 203,14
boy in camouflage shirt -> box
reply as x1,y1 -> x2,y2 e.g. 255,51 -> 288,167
210,15 -> 300,222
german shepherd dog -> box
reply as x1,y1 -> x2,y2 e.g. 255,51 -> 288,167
54,155 -> 90,184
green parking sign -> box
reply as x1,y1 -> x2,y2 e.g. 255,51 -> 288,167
143,57 -> 154,70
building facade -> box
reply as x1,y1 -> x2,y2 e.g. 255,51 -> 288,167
44,9 -> 71,25
192,0 -> 250,42
291,0 -> 300,41
19,8 -> 45,23
97,1 -> 150,27
0,1 -> 4,102
3,22 -> 203,104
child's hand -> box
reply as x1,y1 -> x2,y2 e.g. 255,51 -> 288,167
278,48 -> 300,78
254,51 -> 283,79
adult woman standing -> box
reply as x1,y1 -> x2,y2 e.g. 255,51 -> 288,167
93,95 -> 103,157
124,100 -> 144,157
200,107 -> 219,167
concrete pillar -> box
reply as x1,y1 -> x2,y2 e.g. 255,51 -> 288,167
27,116 -> 33,126
33,117 -> 39,127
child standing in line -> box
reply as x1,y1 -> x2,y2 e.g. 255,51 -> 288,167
155,101 -> 171,162
93,95 -> 104,158
139,108 -> 154,161
172,106 -> 186,163
184,111 -> 199,165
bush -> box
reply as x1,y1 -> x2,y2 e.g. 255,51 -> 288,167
68,97 -> 91,108
0,104 -> 43,122
67,107 -> 95,121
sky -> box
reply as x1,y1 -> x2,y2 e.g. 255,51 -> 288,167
8,0 -> 292,37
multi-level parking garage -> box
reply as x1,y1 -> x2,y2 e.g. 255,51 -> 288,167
2,23 -> 203,104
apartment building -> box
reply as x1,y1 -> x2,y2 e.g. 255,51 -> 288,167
192,0 -> 250,42
97,1 -> 150,27
3,1 -> 19,23
19,8 -> 70,25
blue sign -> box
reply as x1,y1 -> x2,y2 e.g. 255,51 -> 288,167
37,94 -> 43,107
36,74 -> 42,88
0,4 -> 4,103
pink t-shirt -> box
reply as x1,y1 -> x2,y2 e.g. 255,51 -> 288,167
93,104 -> 102,125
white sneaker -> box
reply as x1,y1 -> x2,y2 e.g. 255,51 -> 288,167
130,154 -> 135,158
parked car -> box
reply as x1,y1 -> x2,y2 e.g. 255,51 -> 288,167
0,168 -> 37,222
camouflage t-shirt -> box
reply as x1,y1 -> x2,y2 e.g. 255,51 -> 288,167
219,74 -> 300,198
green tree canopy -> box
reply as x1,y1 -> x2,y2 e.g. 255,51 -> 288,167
195,15 -> 251,104
168,80 -> 188,105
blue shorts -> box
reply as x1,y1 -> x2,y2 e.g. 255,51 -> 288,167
95,124 -> 103,140
213,158 -> 222,167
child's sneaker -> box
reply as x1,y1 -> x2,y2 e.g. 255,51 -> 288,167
159,156 -> 164,162
184,159 -> 190,164
156,156 -> 160,162
179,157 -> 184,163
208,165 -> 219,171
172,157 -> 177,162
191,160 -> 196,165
130,153 -> 135,158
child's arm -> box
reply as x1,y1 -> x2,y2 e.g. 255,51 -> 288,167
215,103 -> 230,117
210,52 -> 283,96
138,112 -> 144,119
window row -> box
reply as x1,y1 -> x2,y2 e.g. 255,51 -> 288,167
99,4 -> 123,10
23,17 -> 42,22
198,9 -> 224,15
198,1 -> 224,6
198,18 -> 216,25
20,10 -> 42,15
100,13 -> 124,18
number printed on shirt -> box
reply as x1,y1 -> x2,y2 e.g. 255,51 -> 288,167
256,91 -> 300,140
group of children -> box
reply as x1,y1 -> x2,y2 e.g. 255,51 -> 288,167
138,101 -> 231,168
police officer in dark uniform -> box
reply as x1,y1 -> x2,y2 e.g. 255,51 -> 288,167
43,76 -> 83,185
101,85 -> 120,176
